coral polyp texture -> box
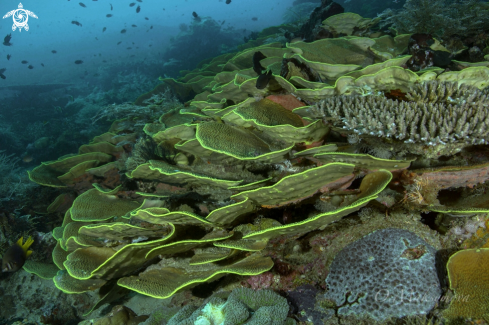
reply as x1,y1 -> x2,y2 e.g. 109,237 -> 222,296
20,9 -> 489,323
323,228 -> 441,321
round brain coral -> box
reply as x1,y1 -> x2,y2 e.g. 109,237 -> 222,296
323,228 -> 441,321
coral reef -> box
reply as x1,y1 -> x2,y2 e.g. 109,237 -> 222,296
4,9 -> 489,325
379,0 -> 489,39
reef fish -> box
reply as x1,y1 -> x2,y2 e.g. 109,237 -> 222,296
74,60 -> 83,64
79,2 -> 86,7
27,65 -> 34,69
71,20 -> 82,26
129,2 -> 136,6
226,0 -> 231,4
3,33 -> 12,46
6,54 -> 10,60
256,70 -> 272,89
51,50 -> 57,53
106,14 -> 112,17
110,3 -> 113,10
1,237 -> 34,272
136,5 -> 140,13
0,68 -> 6,79
103,27 -> 106,32
120,29 -> 126,33
21,60 -> 28,64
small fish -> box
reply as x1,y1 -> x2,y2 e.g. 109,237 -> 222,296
95,37 -> 99,40
0,68 -> 6,79
145,17 -> 149,20
79,2 -> 86,7
103,27 -> 106,32
6,54 -> 11,60
21,60 -> 28,64
120,29 -> 126,34
192,12 -> 201,22
106,14 -> 113,17
136,5 -> 140,13
129,2 -> 136,6
110,3 -> 113,10
150,25 -> 153,29
74,60 -> 83,64
132,24 -> 137,27
51,50 -> 57,53
28,65 -> 34,69
221,20 -> 225,25
71,20 -> 82,26
117,41 -> 122,45
226,0 -> 231,4
251,17 -> 258,21
3,33 -> 12,46
41,63 -> 44,67
256,69 -> 272,89
137,0 -> 142,2
127,47 -> 132,49
148,44 -> 152,47
103,60 -> 107,62
1,237 -> 34,273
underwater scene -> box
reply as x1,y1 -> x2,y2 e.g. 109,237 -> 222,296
1,0 -> 489,324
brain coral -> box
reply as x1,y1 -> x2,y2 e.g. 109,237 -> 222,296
323,228 -> 441,321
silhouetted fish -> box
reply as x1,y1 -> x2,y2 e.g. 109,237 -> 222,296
103,60 -> 107,62
121,29 -> 126,33
226,0 -> 231,4
74,60 -> 83,64
129,2 -> 136,6
221,20 -> 225,25
145,17 -> 149,20
103,27 -> 106,32
21,60 -> 28,64
252,51 -> 266,74
132,24 -> 137,27
71,20 -> 82,26
137,0 -> 142,2
41,63 -> 44,67
110,3 -> 113,10
3,33 -> 12,46
1,237 -> 33,272
252,17 -> 258,21
27,65 -> 34,69
6,54 -> 10,60
51,50 -> 57,53
150,25 -> 153,29
79,2 -> 86,7
117,41 -> 122,45
127,47 -> 132,49
256,70 -> 272,89
0,68 -> 6,79
106,14 -> 112,17
192,12 -> 201,22
95,37 -> 98,40
136,5 -> 140,13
